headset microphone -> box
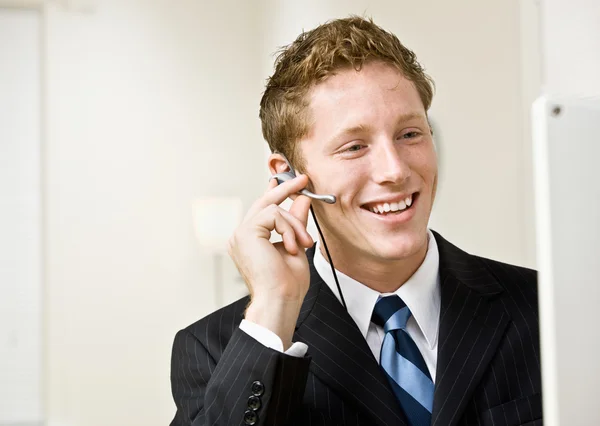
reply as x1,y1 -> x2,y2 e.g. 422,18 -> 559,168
271,171 -> 337,204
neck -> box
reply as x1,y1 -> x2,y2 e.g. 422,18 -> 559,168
319,234 -> 429,294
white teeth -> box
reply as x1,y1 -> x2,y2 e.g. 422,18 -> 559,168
367,195 -> 414,214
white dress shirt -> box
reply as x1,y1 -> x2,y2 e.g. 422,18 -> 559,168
240,229 -> 441,381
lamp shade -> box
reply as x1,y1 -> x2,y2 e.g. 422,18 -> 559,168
192,197 -> 243,253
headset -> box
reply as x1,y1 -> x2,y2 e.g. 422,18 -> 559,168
271,154 -> 348,310
271,173 -> 337,205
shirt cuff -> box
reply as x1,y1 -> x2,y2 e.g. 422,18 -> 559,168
239,319 -> 308,357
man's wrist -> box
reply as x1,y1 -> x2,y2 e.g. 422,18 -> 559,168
245,297 -> 302,350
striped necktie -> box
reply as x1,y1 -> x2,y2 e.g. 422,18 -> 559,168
372,295 -> 434,426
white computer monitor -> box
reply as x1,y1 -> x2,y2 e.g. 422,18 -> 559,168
532,95 -> 600,426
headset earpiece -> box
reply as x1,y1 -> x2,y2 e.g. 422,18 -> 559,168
269,153 -> 336,204
271,171 -> 297,185
270,171 -> 336,204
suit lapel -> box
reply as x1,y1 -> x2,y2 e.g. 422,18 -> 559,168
430,231 -> 511,426
296,233 -> 513,426
294,247 -> 407,426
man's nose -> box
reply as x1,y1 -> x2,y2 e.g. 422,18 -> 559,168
371,141 -> 411,185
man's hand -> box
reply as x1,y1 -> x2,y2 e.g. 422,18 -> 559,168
228,174 -> 314,350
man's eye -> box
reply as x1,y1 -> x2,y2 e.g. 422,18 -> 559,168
346,144 -> 364,152
402,131 -> 421,139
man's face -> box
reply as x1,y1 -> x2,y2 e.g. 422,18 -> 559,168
300,61 -> 438,266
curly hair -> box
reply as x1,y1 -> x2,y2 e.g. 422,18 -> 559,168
259,16 -> 435,170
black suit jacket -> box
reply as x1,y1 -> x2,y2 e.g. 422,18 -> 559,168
170,231 -> 542,426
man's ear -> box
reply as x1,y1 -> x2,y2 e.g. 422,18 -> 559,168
268,152 -> 293,175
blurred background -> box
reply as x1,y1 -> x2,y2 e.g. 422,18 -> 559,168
1,0 -> 598,425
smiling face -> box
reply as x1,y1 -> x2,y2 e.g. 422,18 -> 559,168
299,61 -> 438,281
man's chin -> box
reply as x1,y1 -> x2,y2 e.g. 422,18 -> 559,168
367,233 -> 427,262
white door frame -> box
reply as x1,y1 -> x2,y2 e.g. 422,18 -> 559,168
0,3 -> 45,425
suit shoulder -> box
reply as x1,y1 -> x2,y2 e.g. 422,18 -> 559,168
474,255 -> 539,316
182,295 -> 250,351
475,255 -> 537,284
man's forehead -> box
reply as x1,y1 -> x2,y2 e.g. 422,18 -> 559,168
300,63 -> 427,145
310,62 -> 410,95
307,93 -> 427,135
307,68 -> 422,117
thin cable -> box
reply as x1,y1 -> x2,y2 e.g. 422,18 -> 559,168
310,205 -> 347,311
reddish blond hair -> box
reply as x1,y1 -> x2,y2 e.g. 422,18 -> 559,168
259,16 -> 435,170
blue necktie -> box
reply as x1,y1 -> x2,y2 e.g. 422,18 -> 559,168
372,295 -> 434,426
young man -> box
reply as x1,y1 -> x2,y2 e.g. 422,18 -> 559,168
170,17 -> 541,426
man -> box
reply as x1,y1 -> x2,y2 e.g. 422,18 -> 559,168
170,17 -> 541,426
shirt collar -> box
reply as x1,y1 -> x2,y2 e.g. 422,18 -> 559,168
313,229 -> 441,350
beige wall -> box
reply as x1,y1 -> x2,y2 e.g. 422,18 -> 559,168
0,0 -> 539,424
43,1 -> 262,425
541,0 -> 600,96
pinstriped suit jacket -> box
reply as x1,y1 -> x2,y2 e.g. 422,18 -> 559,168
170,231 -> 542,426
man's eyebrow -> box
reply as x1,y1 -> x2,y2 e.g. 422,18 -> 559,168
326,124 -> 371,147
395,112 -> 428,123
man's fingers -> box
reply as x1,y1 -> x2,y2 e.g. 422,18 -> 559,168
262,173 -> 308,207
245,174 -> 309,220
272,210 -> 300,255
250,204 -> 313,253
250,205 -> 301,255
288,194 -> 312,228
279,208 -> 314,249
